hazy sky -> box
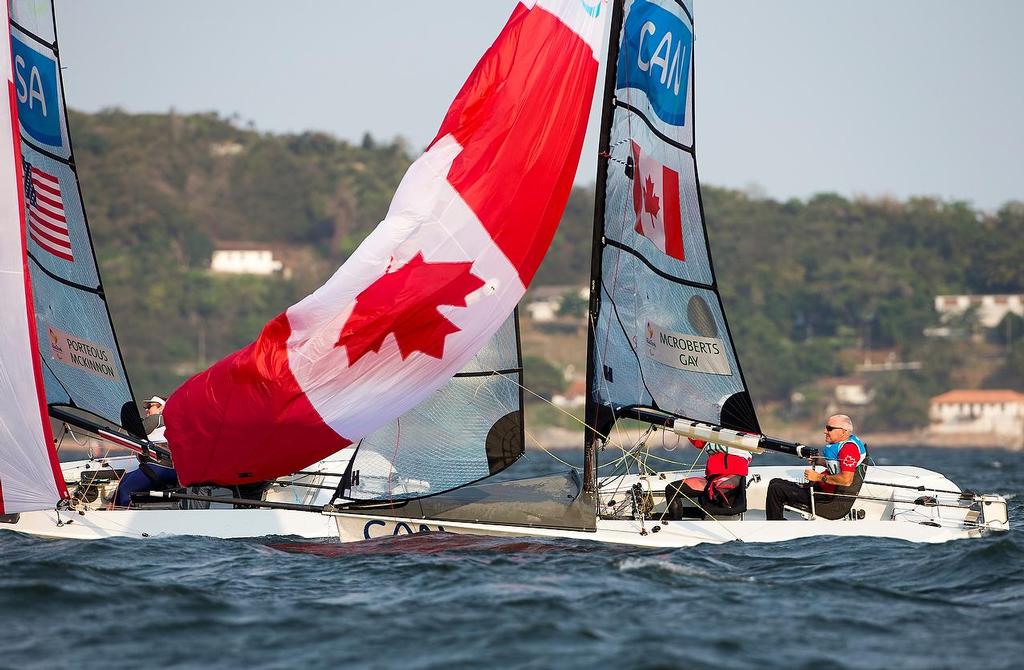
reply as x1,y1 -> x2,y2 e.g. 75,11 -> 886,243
55,0 -> 1024,210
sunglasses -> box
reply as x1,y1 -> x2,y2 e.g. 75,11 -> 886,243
824,425 -> 845,432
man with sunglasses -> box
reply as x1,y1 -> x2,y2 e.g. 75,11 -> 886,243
765,414 -> 868,520
114,395 -> 178,507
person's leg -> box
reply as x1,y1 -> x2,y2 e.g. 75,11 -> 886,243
114,468 -> 150,507
765,479 -> 810,520
114,464 -> 178,507
148,464 -> 178,488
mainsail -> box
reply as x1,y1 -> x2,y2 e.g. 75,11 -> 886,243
8,0 -> 143,437
586,0 -> 760,449
166,0 -> 607,487
0,0 -> 65,513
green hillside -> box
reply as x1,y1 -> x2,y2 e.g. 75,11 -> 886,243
69,110 -> 1023,426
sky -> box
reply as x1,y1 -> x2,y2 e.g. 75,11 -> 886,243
54,0 -> 1024,211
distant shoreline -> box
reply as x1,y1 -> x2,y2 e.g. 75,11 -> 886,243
526,426 -> 1022,452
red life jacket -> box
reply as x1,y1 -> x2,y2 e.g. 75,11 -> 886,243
688,438 -> 750,478
705,451 -> 749,477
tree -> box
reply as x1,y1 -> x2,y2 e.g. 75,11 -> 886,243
522,355 -> 565,401
983,347 -> 1024,391
557,290 -> 587,319
991,312 -> 1024,348
866,375 -> 930,431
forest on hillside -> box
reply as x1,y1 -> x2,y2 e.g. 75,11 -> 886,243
69,110 -> 1023,428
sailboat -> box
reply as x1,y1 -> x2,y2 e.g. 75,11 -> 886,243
2,0 -> 601,539
3,0 -> 1009,546
0,0 -> 357,539
318,0 -> 1011,546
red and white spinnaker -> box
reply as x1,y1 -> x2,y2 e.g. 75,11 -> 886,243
165,0 -> 607,485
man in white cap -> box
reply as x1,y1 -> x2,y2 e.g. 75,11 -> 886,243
142,396 -> 167,443
114,395 -> 176,507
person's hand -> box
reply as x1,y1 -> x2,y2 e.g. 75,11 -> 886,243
804,469 -> 822,482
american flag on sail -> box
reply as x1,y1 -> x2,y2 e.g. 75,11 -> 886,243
24,161 -> 73,262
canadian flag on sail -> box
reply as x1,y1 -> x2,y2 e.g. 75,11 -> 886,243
165,0 -> 606,486
631,140 -> 684,261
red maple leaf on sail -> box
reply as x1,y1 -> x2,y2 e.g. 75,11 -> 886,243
642,175 -> 661,219
335,252 -> 485,365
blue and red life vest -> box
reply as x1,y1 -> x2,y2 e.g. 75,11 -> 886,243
822,434 -> 867,475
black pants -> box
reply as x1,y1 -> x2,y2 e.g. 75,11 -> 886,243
765,478 -> 811,520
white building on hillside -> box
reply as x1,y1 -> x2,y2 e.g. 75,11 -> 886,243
211,246 -> 284,276
929,389 -> 1024,448
525,286 -> 588,323
934,295 -> 1024,328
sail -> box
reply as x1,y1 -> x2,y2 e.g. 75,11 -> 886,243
8,0 -> 143,437
0,0 -> 66,513
166,0 -> 607,487
587,0 -> 760,436
342,313 -> 523,502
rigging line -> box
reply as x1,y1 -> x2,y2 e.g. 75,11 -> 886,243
523,428 -> 580,472
483,366 -> 639,457
599,429 -> 653,486
385,417 -> 402,514
662,485 -> 743,543
597,436 -> 644,486
592,59 -> 665,478
63,423 -> 90,446
590,235 -> 659,456
398,358 -> 648,480
594,62 -> 648,459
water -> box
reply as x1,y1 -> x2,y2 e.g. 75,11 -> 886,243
2,447 -> 1022,669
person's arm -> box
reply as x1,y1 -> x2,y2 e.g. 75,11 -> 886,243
806,443 -> 859,486
811,469 -> 851,485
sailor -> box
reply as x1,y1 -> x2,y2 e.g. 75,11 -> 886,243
113,396 -> 178,507
765,414 -> 868,520
665,437 -> 751,518
141,396 -> 167,442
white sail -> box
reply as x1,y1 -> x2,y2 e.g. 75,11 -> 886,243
0,0 -> 66,514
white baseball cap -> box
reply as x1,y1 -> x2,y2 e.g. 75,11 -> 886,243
144,396 -> 166,407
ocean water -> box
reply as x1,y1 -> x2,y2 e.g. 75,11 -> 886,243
2,446 -> 1022,670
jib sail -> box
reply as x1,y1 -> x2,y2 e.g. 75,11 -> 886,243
341,313 -> 523,502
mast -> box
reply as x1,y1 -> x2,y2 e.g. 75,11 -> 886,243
583,0 -> 626,494
584,0 -> 761,488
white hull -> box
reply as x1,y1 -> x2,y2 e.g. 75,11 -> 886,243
2,455 -> 343,540
5,462 -> 1007,545
331,465 -> 1009,548
5,507 -> 337,540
